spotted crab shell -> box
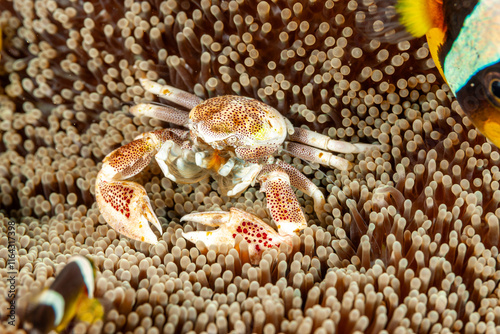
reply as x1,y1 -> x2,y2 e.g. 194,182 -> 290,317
188,96 -> 288,161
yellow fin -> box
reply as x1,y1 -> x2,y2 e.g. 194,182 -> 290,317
54,293 -> 80,333
356,0 -> 444,44
396,0 -> 434,38
75,298 -> 104,324
426,27 -> 446,79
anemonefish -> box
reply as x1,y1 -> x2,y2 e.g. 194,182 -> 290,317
23,255 -> 104,334
356,0 -> 500,147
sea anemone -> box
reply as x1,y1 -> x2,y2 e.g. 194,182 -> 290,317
1,0 -> 499,333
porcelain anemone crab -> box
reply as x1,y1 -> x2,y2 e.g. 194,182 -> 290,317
95,78 -> 378,263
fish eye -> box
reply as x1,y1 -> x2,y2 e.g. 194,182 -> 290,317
483,72 -> 500,107
491,80 -> 500,99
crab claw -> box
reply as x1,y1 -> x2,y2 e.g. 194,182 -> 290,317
181,208 -> 291,264
95,129 -> 187,244
95,176 -> 162,244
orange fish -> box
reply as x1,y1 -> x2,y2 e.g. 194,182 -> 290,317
23,256 -> 104,334
357,0 -> 500,146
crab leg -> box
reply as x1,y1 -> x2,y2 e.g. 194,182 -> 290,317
130,103 -> 190,126
274,161 -> 327,223
139,77 -> 203,109
181,208 -> 291,264
284,127 -> 381,170
256,165 -> 308,236
284,141 -> 354,170
95,129 -> 187,244
289,127 -> 376,154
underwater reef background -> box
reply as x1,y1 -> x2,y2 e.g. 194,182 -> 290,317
1,0 -> 500,333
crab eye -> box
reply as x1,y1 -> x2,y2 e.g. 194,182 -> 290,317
226,136 -> 238,145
